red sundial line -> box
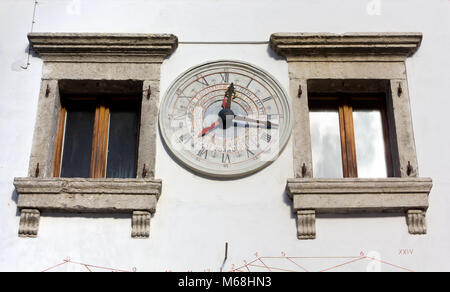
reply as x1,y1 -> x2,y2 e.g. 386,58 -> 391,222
84,265 -> 92,272
285,256 -> 361,259
365,256 -> 415,272
258,258 -> 272,272
63,260 -> 131,272
232,258 -> 260,272
248,264 -> 299,273
244,264 -> 251,272
286,257 -> 309,272
319,257 -> 367,272
41,261 -> 69,272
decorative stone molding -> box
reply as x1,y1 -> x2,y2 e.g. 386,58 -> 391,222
132,211 -> 151,239
14,178 -> 162,237
25,33 -> 177,180
297,210 -> 316,240
14,178 -> 161,212
269,32 -> 432,239
16,33 -> 176,239
287,178 -> 432,238
28,33 -> 178,63
270,33 -> 423,61
18,209 -> 40,238
407,210 -> 427,235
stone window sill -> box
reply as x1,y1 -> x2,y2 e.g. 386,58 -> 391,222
286,178 -> 432,239
14,177 -> 162,238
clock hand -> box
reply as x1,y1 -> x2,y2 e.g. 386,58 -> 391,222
233,115 -> 278,129
199,119 -> 220,137
222,83 -> 235,109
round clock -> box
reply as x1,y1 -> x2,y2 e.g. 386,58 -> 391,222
159,60 -> 293,178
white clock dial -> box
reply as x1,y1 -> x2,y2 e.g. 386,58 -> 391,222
159,60 -> 293,177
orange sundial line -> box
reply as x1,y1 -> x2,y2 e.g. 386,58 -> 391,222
66,260 -> 131,272
319,256 -> 367,272
365,256 -> 415,272
286,257 -> 309,272
231,258 -> 260,272
41,260 -> 69,272
257,258 -> 272,272
248,264 -> 298,273
286,256 -> 361,259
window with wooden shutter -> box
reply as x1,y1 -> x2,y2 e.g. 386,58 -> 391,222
309,94 -> 393,179
53,96 -> 140,179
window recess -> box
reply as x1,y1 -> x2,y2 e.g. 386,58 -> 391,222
54,96 -> 140,179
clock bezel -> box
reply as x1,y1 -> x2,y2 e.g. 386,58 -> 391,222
159,60 -> 293,178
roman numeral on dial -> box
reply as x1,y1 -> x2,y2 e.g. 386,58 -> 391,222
246,148 -> 255,158
196,77 -> 209,86
261,133 -> 272,143
222,153 -> 231,163
179,134 -> 191,143
220,72 -> 229,83
197,148 -> 208,159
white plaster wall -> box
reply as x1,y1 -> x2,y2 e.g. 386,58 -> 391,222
0,0 -> 449,272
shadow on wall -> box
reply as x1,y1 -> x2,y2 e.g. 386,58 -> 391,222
11,44 -> 39,71
11,189 -> 20,216
282,189 -> 296,220
266,44 -> 284,61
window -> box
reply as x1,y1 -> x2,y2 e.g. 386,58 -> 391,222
14,33 -> 177,239
53,96 -> 140,179
272,33 -> 432,239
309,94 -> 392,179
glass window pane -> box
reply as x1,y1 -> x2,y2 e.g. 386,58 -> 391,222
353,109 -> 387,178
106,109 -> 139,178
310,109 -> 343,178
60,108 -> 95,178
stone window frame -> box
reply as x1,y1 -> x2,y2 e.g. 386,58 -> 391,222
13,33 -> 178,238
270,33 -> 433,239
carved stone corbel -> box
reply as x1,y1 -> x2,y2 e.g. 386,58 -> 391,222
407,210 -> 427,235
287,178 -> 432,240
18,209 -> 40,238
297,210 -> 316,240
132,211 -> 151,239
14,178 -> 161,239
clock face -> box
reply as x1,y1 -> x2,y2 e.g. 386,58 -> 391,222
159,60 -> 293,177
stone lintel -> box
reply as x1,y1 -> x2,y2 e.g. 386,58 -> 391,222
287,178 -> 432,212
14,178 -> 162,213
28,33 -> 178,63
270,33 -> 423,61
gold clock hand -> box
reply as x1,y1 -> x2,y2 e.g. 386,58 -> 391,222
222,83 -> 235,109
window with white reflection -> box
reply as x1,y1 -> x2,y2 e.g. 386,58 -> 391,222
310,109 -> 343,178
309,95 -> 392,178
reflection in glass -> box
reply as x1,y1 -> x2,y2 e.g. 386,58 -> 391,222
61,109 -> 95,178
106,109 -> 139,178
310,110 -> 343,178
353,109 -> 387,178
